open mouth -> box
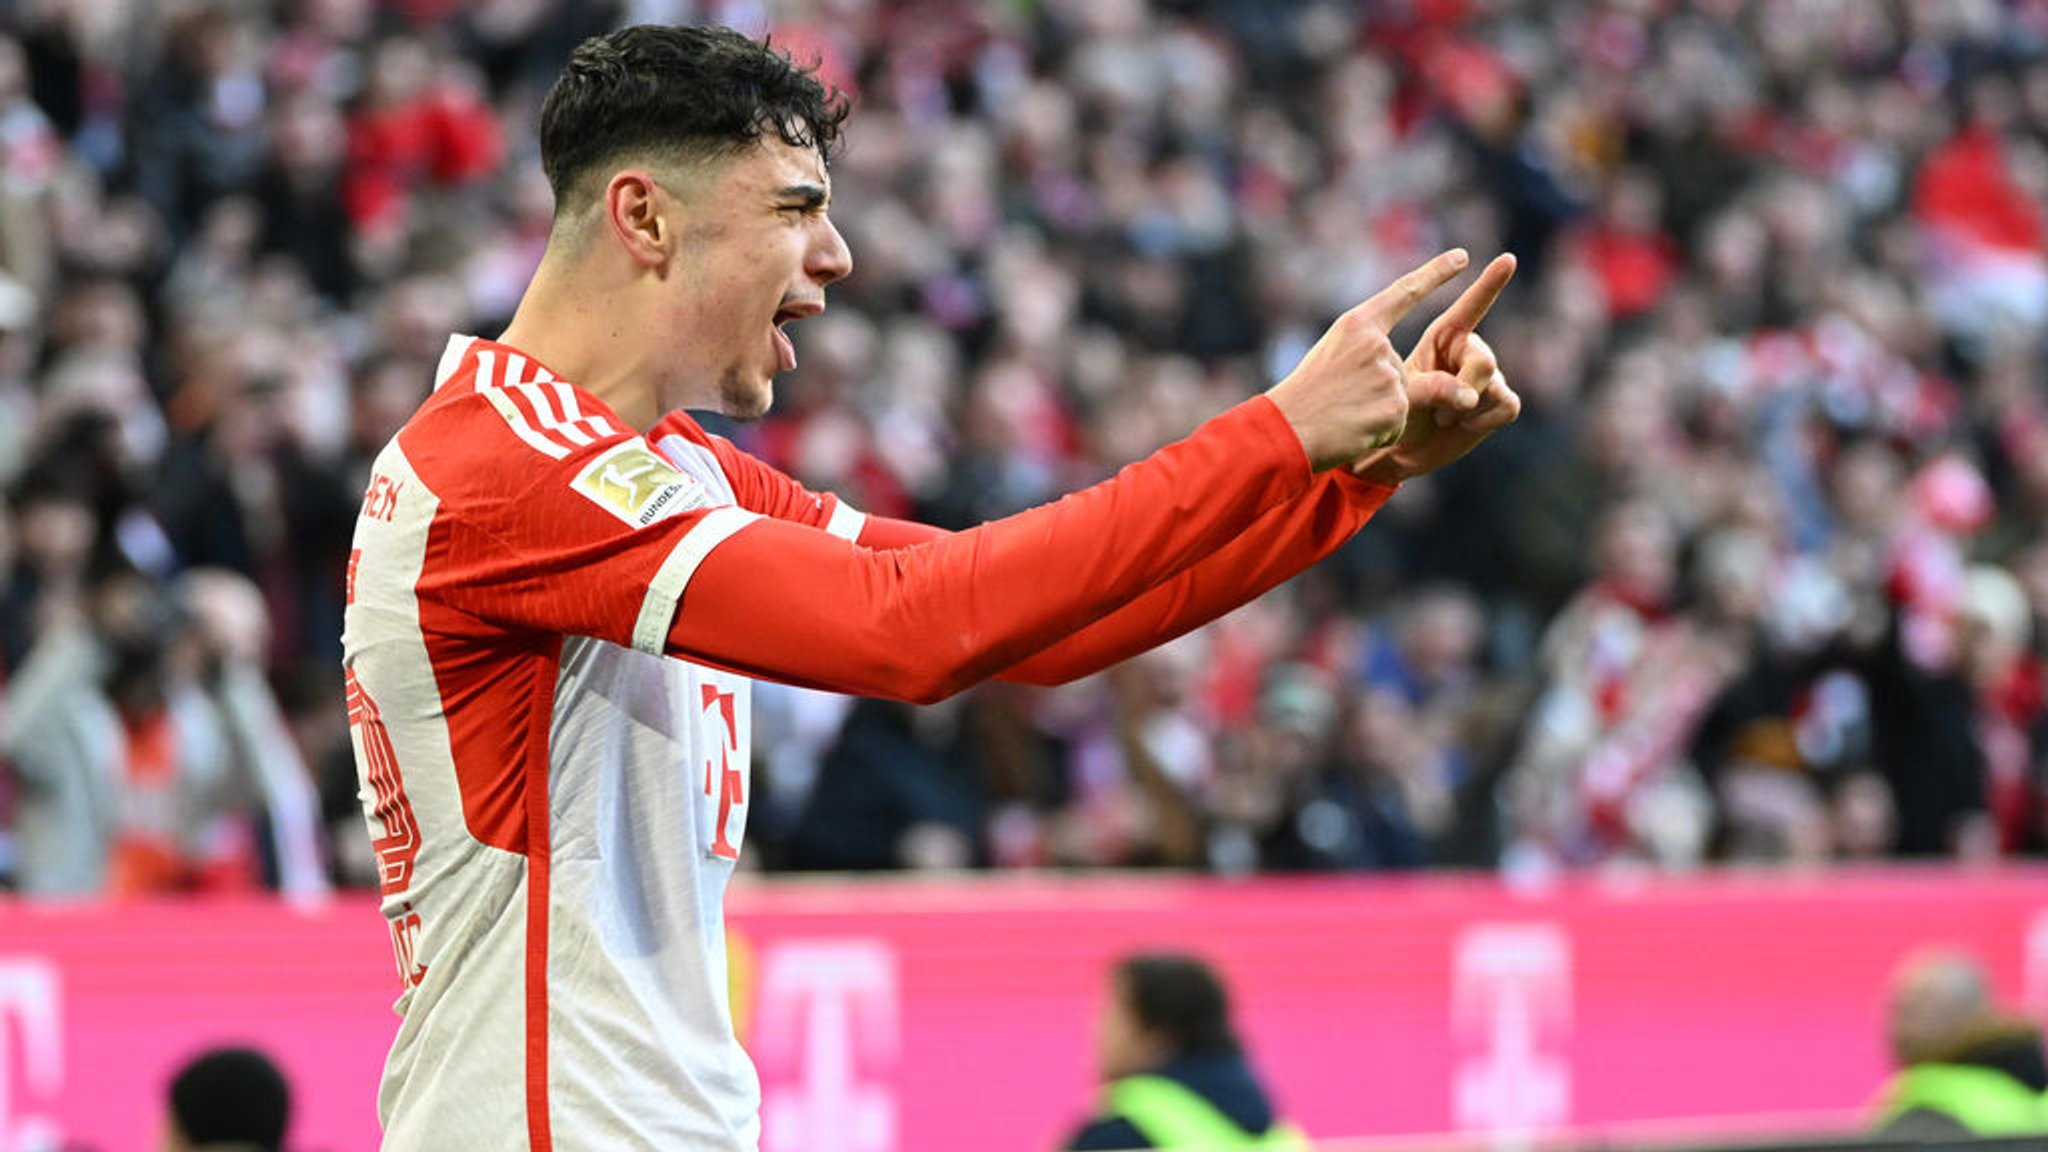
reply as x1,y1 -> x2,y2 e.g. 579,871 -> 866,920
771,310 -> 802,372
773,300 -> 821,328
770,302 -> 821,372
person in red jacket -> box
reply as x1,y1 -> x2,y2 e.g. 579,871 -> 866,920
341,24 -> 1519,1151
342,34 -> 502,257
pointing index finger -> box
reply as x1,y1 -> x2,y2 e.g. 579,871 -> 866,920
1356,249 -> 1470,332
1433,252 -> 1519,338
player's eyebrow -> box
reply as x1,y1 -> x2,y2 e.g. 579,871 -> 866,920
774,182 -> 830,210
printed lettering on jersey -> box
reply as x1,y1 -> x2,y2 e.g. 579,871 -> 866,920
361,472 -> 405,522
572,440 -> 713,529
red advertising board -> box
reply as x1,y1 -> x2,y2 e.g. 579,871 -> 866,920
0,868 -> 2045,1151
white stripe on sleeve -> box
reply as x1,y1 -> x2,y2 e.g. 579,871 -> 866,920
632,506 -> 761,655
824,499 -> 867,541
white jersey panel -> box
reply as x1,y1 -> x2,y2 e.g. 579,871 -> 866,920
544,638 -> 758,1149
342,439 -> 532,1147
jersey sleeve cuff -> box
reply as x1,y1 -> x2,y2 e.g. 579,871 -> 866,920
1331,468 -> 1400,508
1240,394 -> 1317,497
824,498 -> 867,541
632,506 -> 761,654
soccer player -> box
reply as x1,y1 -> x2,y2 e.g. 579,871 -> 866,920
341,24 -> 1518,1151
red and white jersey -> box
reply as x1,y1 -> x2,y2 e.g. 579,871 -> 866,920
345,331 -> 1396,1151
344,336 -> 867,1151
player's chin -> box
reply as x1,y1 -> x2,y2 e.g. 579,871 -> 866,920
718,372 -> 775,421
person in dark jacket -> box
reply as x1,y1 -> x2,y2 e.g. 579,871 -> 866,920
163,1045 -> 292,1152
1064,952 -> 1306,1150
1873,950 -> 2048,1139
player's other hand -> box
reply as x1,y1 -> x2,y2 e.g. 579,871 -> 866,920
1354,253 -> 1521,486
1265,249 -> 1474,472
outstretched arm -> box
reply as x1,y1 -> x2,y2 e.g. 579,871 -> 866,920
662,253 -> 1479,701
843,253 -> 1523,684
850,470 -> 1394,684
666,396 -> 1314,702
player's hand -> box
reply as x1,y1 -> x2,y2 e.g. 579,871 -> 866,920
1265,249 -> 1476,472
1353,253 -> 1521,485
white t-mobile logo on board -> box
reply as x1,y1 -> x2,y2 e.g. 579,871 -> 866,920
756,940 -> 897,1152
1451,924 -> 1572,1152
0,959 -> 62,1152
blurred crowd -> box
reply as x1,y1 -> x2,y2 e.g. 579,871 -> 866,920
2,0 -> 2047,896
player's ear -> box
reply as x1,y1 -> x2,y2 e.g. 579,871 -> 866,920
604,169 -> 670,269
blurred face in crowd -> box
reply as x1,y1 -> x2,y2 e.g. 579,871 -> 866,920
274,94 -> 345,177
18,494 -> 93,580
1595,503 -> 1677,608
1832,771 -> 1896,860
366,34 -> 432,107
1829,440 -> 1904,536
351,357 -> 428,454
1095,972 -> 1166,1081
1887,953 -> 1989,1066
650,139 -> 852,419
1403,589 -> 1484,686
0,36 -> 24,101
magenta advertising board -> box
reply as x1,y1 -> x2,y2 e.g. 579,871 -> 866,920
1,868 -> 2045,1151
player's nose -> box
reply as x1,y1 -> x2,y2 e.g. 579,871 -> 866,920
809,215 -> 852,286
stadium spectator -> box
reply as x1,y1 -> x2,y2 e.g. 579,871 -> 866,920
1873,950 -> 2048,1139
1503,499 -> 1725,872
1042,640 -> 1213,869
1869,456 -> 2001,858
162,1044 -> 293,1152
781,695 -> 982,870
1063,951 -> 1306,1151
1207,661 -> 1344,874
1956,563 -> 2046,853
0,563 -> 325,897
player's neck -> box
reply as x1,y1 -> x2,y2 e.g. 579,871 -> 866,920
498,265 -> 664,432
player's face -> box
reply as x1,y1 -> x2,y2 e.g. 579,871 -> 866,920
668,137 -> 852,419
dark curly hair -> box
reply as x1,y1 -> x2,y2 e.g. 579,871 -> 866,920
539,25 -> 849,215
